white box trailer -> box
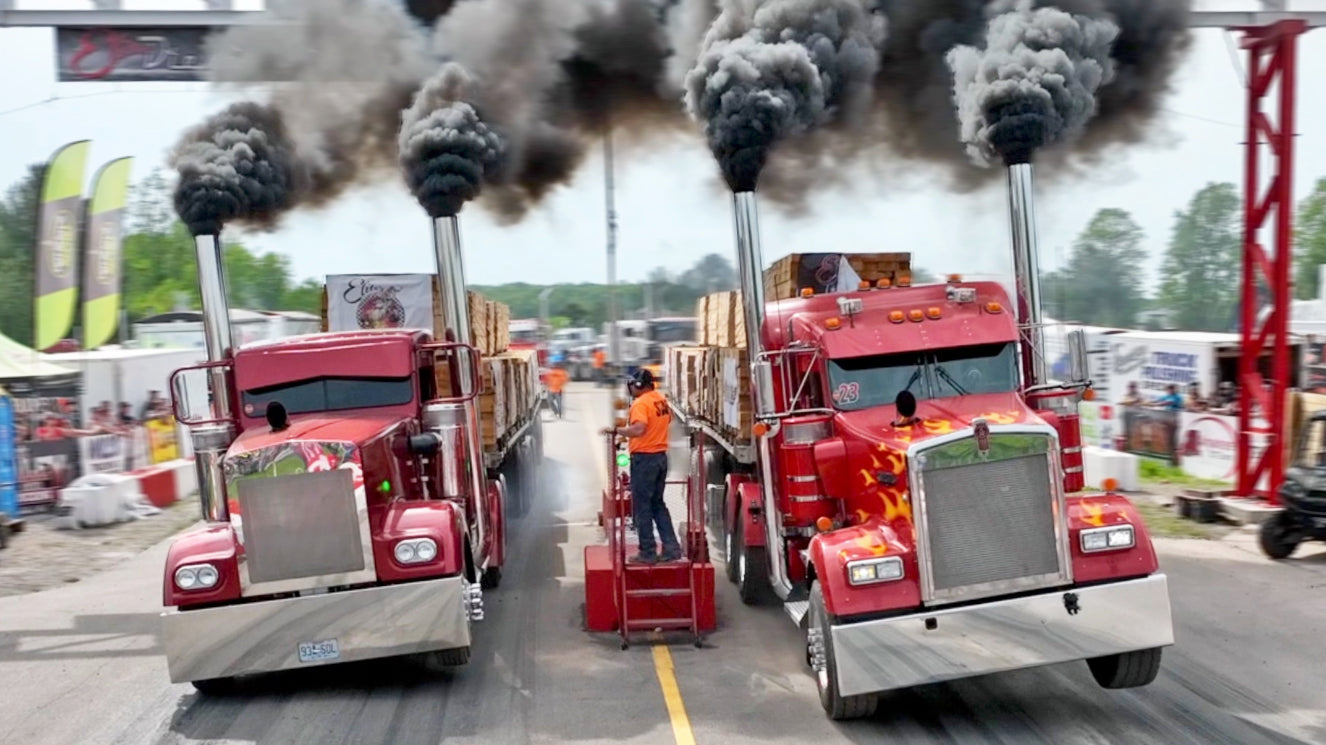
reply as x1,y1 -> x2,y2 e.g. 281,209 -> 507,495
45,347 -> 205,427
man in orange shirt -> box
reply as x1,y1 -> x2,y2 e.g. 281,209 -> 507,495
546,364 -> 569,419
603,369 -> 681,563
593,347 -> 607,387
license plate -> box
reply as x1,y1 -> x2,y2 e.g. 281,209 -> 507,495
297,639 -> 340,663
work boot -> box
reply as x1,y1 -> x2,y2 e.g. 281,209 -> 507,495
629,552 -> 659,564
660,547 -> 683,563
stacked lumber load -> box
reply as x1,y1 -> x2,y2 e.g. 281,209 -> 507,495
664,343 -> 751,443
762,252 -> 912,301
477,349 -> 540,449
434,282 -> 509,355
695,291 -> 747,349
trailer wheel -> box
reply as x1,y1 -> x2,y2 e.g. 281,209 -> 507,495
723,494 -> 739,584
734,518 -> 772,605
808,581 -> 877,720
1258,511 -> 1302,560
1086,647 -> 1162,689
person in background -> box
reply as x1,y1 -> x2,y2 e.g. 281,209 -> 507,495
593,347 -> 607,387
118,401 -> 137,426
1154,384 -> 1183,411
1120,381 -> 1143,407
546,363 -> 569,419
1185,382 -> 1208,412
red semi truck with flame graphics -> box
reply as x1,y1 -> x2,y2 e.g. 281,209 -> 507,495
159,328 -> 538,691
673,257 -> 1174,720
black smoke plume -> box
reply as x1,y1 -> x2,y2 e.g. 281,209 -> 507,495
684,0 -> 885,191
948,0 -> 1118,166
170,102 -> 305,236
398,63 -> 506,218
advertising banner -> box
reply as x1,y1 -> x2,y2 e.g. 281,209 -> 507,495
0,394 -> 17,520
1176,412 -> 1270,484
1076,400 -> 1117,450
325,274 -> 435,332
55,27 -> 211,82
145,418 -> 180,463
34,140 -> 91,351
82,157 -> 133,350
1120,407 -> 1181,462
78,433 -> 127,476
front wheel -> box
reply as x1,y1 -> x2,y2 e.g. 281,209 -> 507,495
1087,647 -> 1162,689
808,581 -> 878,720
734,518 -> 772,606
1259,510 -> 1303,560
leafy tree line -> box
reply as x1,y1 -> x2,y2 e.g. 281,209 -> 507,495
1045,177 -> 1326,331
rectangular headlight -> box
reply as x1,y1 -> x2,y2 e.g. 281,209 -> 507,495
846,556 -> 904,586
1080,525 -> 1135,553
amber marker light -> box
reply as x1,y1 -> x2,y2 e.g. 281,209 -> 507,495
801,287 -> 815,297
889,310 -> 905,324
908,309 -> 924,322
815,516 -> 834,533
825,317 -> 842,330
752,422 -> 770,437
985,301 -> 1003,313
1102,477 -> 1119,493
926,307 -> 942,319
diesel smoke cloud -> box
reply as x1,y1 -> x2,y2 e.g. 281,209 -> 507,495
398,63 -> 506,218
172,0 -> 1192,226
947,0 -> 1118,166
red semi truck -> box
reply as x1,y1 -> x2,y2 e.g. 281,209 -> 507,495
668,187 -> 1175,720
160,217 -> 540,692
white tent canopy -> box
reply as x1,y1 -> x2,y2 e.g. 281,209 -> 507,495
0,331 -> 78,380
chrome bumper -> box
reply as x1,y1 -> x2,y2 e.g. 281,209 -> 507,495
162,576 -> 471,683
831,574 -> 1174,697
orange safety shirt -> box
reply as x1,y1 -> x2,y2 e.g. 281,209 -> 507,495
593,350 -> 606,369
627,389 -> 671,454
547,368 -> 569,393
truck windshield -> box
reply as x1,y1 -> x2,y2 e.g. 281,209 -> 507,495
242,376 -> 414,417
828,343 -> 1017,411
649,321 -> 696,343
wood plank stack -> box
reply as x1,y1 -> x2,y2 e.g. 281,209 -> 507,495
762,252 -> 913,301
665,344 -> 752,444
698,290 -> 747,349
477,348 -> 540,450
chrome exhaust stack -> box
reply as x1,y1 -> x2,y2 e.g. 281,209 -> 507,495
730,191 -> 791,600
191,233 -> 236,523
430,215 -> 487,552
1005,162 -> 1048,388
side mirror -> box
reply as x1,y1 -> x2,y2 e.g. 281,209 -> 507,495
753,360 -> 777,419
1067,329 -> 1090,385
169,365 -> 223,425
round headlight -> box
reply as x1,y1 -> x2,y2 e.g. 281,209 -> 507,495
174,566 -> 198,590
395,541 -> 418,563
195,564 -> 219,588
415,540 -> 437,562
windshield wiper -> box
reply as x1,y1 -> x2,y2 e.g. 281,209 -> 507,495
934,364 -> 969,396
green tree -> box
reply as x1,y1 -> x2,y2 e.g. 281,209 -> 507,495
1054,208 -> 1148,327
0,164 -> 42,346
1295,177 -> 1326,299
1159,182 -> 1241,331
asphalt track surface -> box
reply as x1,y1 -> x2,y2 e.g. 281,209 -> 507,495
0,382 -> 1323,744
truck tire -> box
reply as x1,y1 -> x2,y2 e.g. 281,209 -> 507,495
808,581 -> 878,720
1259,511 -> 1302,559
1087,647 -> 1162,689
190,677 -> 237,695
724,493 -> 739,584
423,646 -> 472,668
734,517 -> 773,605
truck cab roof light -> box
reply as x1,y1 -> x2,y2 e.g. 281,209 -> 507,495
825,317 -> 842,330
896,276 -> 911,287
985,301 -> 1003,313
926,307 -> 942,319
908,309 -> 924,322
801,287 -> 815,297
815,516 -> 834,532
859,280 -> 872,290
947,274 -> 963,284
889,310 -> 905,324
876,278 -> 892,288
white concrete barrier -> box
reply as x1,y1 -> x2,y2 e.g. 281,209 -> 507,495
1083,446 -> 1140,492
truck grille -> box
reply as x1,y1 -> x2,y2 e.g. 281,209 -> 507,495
236,468 -> 366,584
919,446 -> 1063,599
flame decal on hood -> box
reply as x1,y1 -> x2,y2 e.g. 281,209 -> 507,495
1079,499 -> 1107,527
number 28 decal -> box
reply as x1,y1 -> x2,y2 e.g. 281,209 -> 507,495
833,382 -> 860,405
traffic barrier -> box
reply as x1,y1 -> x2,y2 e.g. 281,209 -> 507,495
129,458 -> 196,508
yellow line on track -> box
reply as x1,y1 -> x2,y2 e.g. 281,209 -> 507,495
581,385 -> 699,745
652,645 -> 698,745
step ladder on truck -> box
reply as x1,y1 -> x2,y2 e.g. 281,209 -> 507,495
585,425 -> 716,648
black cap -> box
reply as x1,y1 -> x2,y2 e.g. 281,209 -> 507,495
630,368 -> 655,388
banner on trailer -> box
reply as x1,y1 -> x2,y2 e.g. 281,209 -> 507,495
82,157 -> 133,350
78,433 -> 127,476
1120,407 -> 1180,463
1176,412 -> 1269,484
0,394 -> 17,520
34,140 -> 91,351
325,274 -> 435,332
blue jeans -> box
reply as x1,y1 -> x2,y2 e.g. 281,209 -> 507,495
630,452 -> 680,558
